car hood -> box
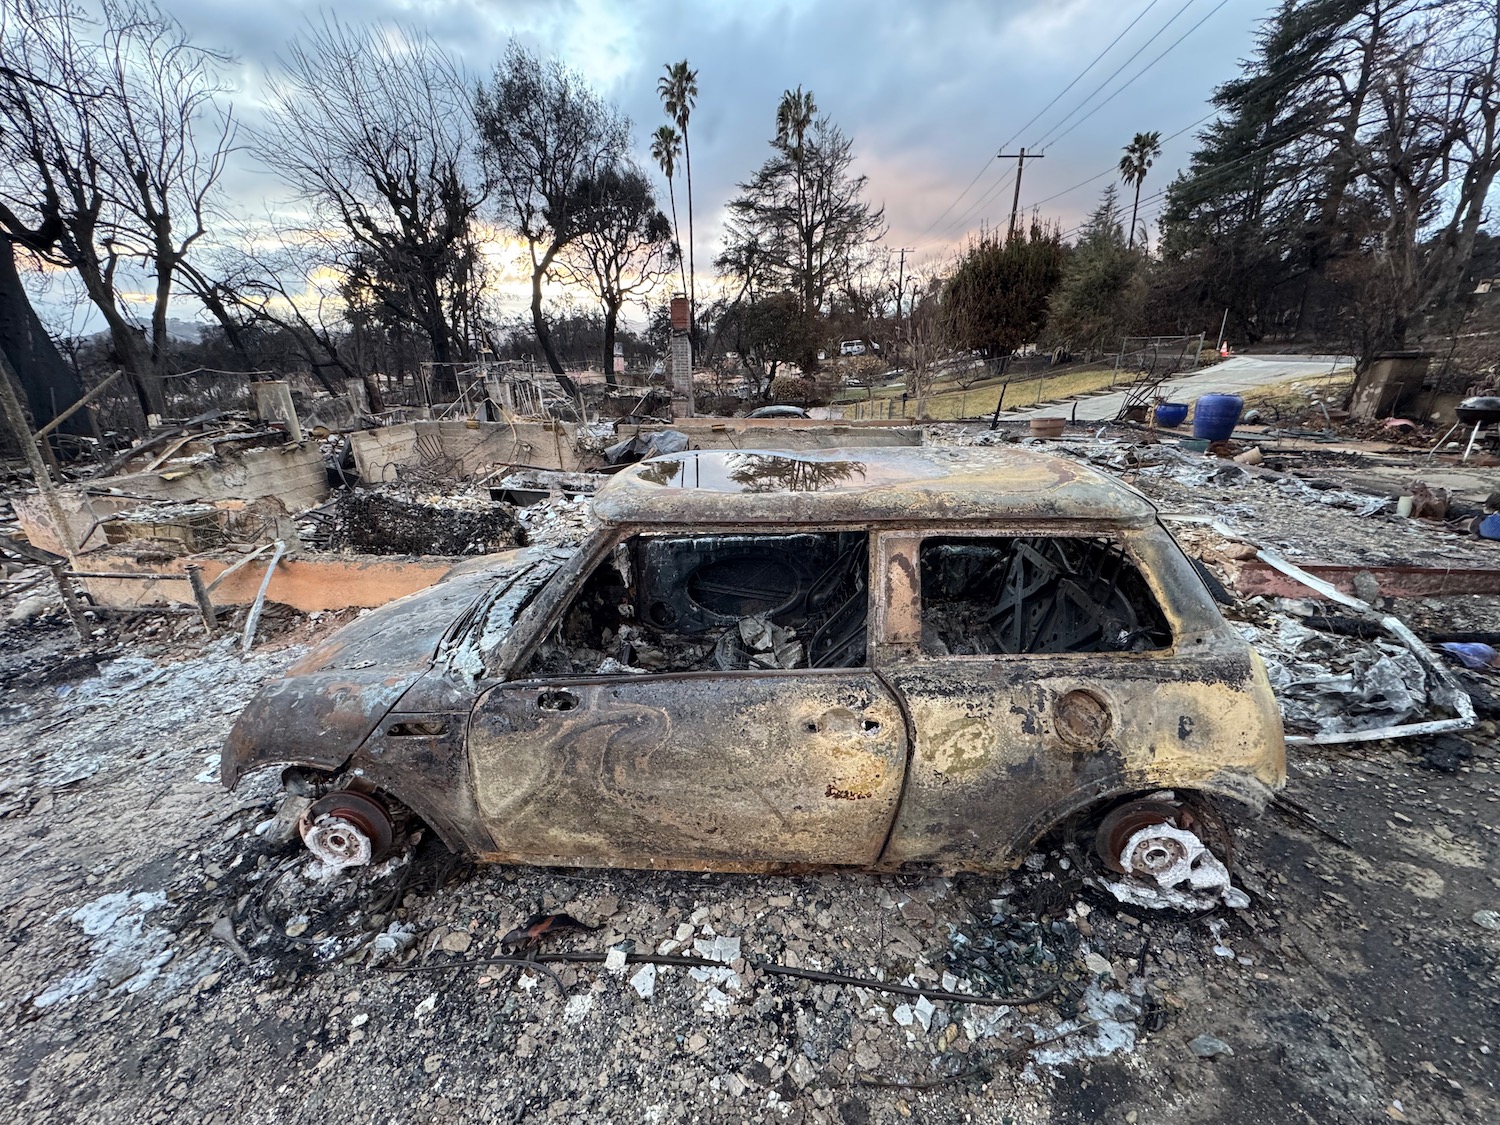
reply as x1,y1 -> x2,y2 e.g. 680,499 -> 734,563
221,546 -> 568,787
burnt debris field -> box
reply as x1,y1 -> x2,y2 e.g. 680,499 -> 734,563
3,420 -> 1498,1125
6,0 -> 1500,1118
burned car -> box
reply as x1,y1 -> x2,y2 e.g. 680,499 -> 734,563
223,447 -> 1284,883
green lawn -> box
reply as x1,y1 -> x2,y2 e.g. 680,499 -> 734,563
838,363 -> 1123,421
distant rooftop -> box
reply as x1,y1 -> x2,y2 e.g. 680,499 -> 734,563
593,446 -> 1158,527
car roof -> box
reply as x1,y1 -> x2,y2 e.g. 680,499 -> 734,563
593,446 -> 1158,527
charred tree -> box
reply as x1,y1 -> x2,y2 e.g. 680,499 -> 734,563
253,17 -> 486,398
0,233 -> 87,438
559,165 -> 676,387
476,44 -> 629,377
0,0 -> 235,425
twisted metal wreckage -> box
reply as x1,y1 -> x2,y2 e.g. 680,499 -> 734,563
220,446 -> 1315,910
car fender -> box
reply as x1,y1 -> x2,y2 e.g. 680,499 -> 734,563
221,669 -> 421,788
219,547 -> 556,790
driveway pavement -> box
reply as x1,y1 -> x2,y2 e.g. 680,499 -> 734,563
998,354 -> 1354,423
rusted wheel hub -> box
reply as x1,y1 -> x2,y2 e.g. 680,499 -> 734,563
1093,796 -> 1247,910
1094,799 -> 1188,874
299,790 -> 394,869
1127,829 -> 1192,877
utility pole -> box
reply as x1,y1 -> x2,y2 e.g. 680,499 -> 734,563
998,149 -> 1044,241
894,247 -> 913,357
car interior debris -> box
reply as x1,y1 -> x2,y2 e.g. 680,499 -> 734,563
528,531 -> 870,675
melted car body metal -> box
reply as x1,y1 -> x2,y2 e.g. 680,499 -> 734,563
221,447 -> 1286,874
221,549 -> 562,792
467,671 -> 907,870
597,447 -> 1160,528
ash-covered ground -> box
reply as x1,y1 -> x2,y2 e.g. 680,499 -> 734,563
1,434 -> 1498,1124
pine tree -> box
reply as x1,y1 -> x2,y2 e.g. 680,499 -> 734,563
1047,188 -> 1146,356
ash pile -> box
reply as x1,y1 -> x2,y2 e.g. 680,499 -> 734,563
494,470 -> 601,549
323,487 -> 526,556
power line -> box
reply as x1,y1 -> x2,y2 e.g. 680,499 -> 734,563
969,107 -> 1216,241
1026,108 -> 1219,212
1000,150 -> 1045,239
913,0 -> 1168,239
1058,128 -> 1305,241
948,0 -> 1218,246
937,105 -> 1204,248
1037,0 -> 1233,151
1134,127 -> 1309,215
910,168 -> 1015,254
1028,52 -> 1325,224
918,0 -> 1238,255
916,158 -> 1001,239
928,170 -> 1015,245
992,0 -> 1166,155
1025,0 -> 1200,152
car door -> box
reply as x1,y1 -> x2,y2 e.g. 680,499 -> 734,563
872,527 -> 1275,871
466,529 -> 909,871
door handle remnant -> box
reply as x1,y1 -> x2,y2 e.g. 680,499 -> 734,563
803,707 -> 886,737
537,689 -> 578,712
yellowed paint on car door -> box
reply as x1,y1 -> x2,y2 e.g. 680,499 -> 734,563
466,668 -> 907,871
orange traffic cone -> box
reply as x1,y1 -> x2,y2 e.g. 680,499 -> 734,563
1219,340 -> 1232,357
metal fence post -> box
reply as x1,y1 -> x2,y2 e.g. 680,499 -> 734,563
186,563 -> 216,637
48,563 -> 90,638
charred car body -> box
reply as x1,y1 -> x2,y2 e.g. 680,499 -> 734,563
223,446 -> 1285,877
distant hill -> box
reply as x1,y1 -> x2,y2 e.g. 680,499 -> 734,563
81,317 -> 205,345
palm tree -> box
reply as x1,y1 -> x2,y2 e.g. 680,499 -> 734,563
1118,130 -> 1162,250
650,124 -> 688,296
775,85 -> 816,154
658,61 -> 698,338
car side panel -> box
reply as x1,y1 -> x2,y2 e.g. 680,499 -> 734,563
872,523 -> 1285,871
346,707 -> 497,855
467,670 -> 908,871
877,653 -> 1284,871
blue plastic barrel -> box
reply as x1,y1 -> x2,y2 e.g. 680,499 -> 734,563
1154,402 -> 1189,427
1192,393 -> 1244,441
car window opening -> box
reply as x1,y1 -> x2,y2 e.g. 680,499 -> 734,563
527,532 -> 870,675
919,536 -> 1171,656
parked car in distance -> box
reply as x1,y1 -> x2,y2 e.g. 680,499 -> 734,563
223,447 -> 1285,878
746,405 -> 810,419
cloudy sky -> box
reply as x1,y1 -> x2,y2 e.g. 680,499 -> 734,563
181,0 -> 1264,255
30,0 -> 1269,332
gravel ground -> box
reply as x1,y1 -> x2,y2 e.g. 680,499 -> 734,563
1,438 -> 1497,1124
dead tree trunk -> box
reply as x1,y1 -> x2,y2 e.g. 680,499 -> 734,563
0,236 -> 90,442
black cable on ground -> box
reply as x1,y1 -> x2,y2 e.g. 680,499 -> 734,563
384,949 -> 1059,1008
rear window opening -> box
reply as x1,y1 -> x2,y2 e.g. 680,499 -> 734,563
527,532 -> 870,676
919,535 -> 1171,656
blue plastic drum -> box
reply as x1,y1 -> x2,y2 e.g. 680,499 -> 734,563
1192,393 -> 1244,441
